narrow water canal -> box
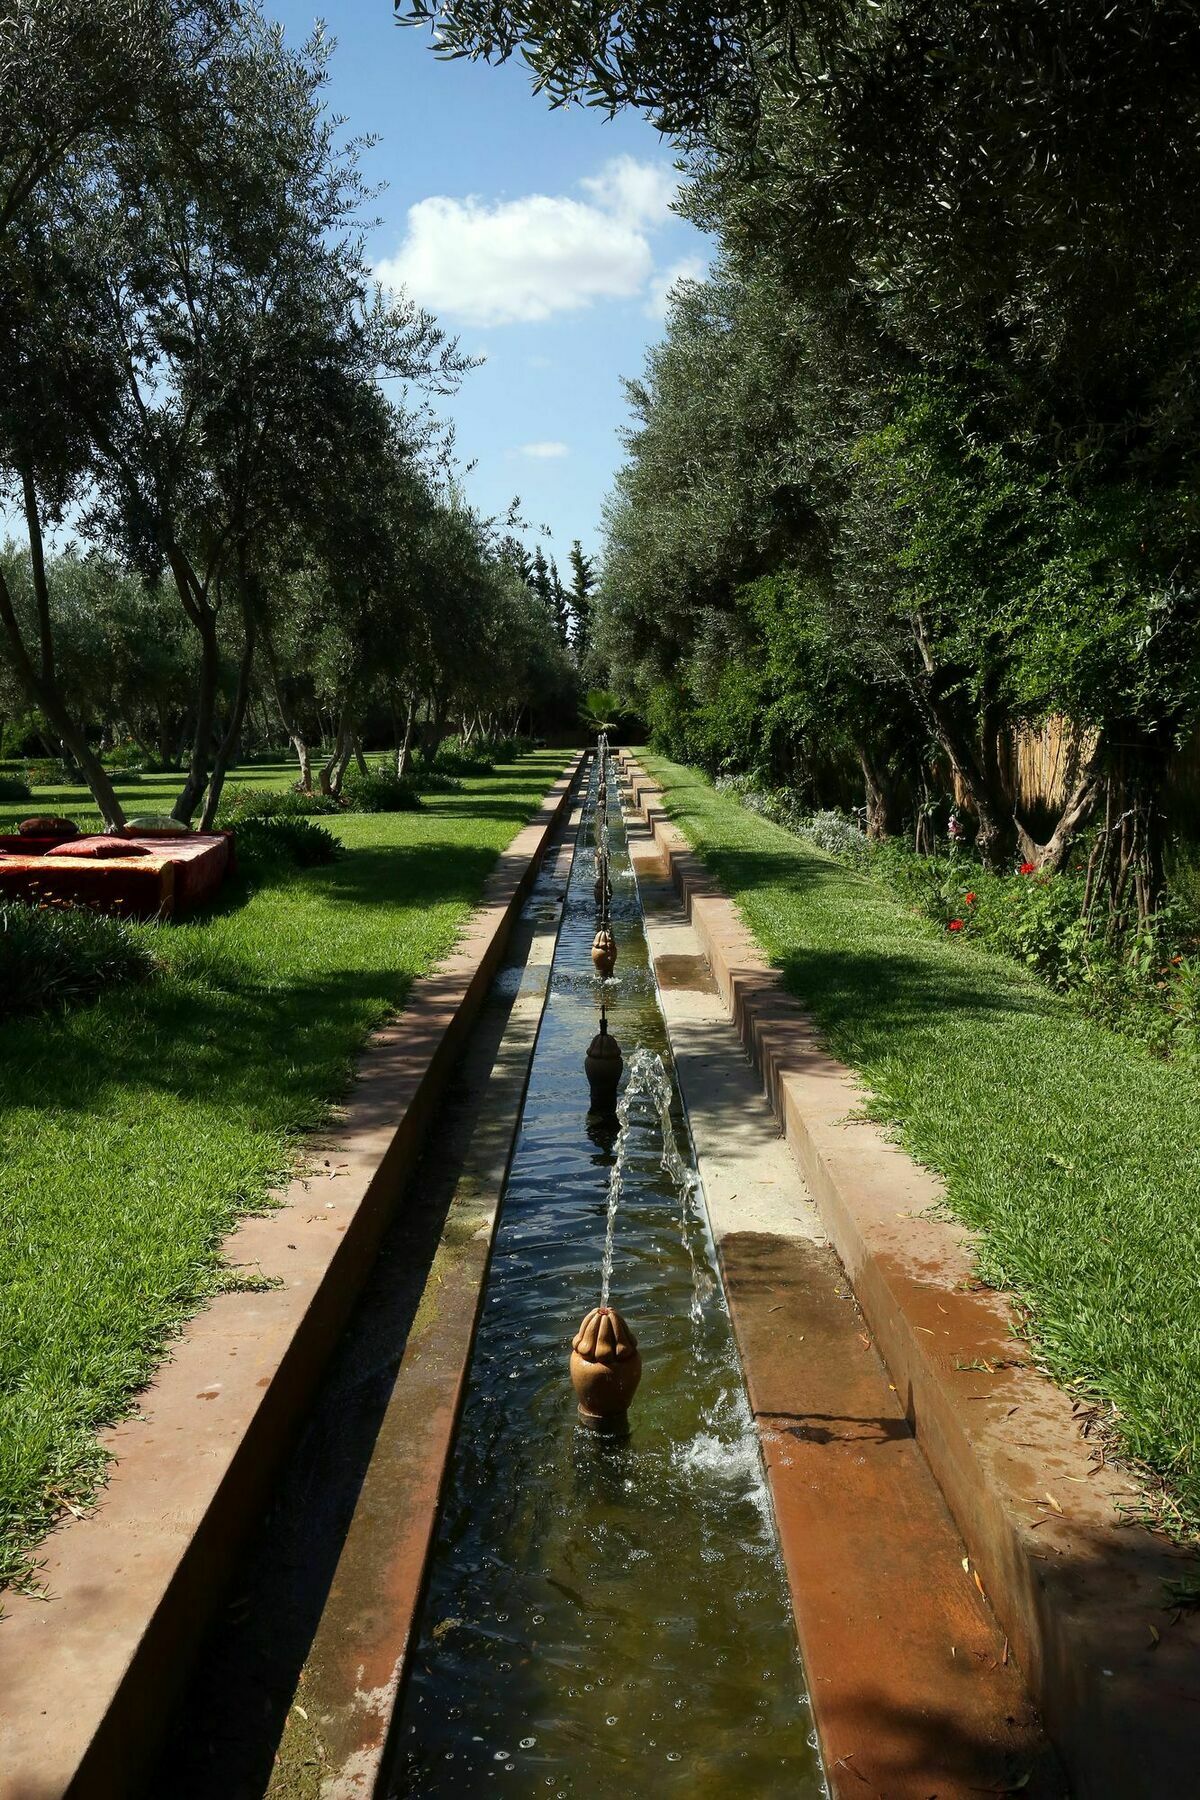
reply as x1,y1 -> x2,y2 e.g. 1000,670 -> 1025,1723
390,756 -> 825,1797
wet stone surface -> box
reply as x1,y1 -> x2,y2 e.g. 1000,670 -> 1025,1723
390,758 -> 823,1797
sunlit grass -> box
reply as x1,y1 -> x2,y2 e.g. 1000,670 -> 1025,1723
0,753 -> 566,1589
644,753 -> 1200,1529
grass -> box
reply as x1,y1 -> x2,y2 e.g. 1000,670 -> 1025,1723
644,753 -> 1200,1532
0,752 -> 568,1590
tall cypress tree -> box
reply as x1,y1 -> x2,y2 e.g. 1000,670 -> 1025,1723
549,556 -> 570,645
568,539 -> 596,663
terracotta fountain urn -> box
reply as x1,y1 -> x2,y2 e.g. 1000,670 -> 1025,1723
584,1015 -> 623,1106
593,869 -> 612,907
570,1305 -> 641,1432
591,927 -> 617,977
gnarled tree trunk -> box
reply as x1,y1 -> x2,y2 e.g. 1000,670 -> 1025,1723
0,475 -> 126,828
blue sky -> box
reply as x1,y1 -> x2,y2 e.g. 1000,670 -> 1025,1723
271,3 -> 710,569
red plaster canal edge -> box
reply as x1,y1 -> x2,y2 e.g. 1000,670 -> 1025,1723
0,754 -> 582,1800
619,752 -> 1200,1800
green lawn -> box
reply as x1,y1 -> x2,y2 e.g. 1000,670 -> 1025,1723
0,752 -> 567,1589
644,754 -> 1200,1532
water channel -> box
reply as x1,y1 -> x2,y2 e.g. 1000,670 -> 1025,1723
389,753 -> 826,1796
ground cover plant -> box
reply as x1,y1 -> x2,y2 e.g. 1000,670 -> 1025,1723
0,750 -> 565,1591
0,902 -> 157,1022
645,753 -> 1200,1534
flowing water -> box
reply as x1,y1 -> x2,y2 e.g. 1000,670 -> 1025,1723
389,756 -> 825,1797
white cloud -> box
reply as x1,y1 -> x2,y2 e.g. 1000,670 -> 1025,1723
516,440 -> 569,459
646,254 -> 708,320
375,156 -> 681,327
579,154 -> 678,227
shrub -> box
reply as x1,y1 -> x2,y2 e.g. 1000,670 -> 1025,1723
0,901 -> 158,1021
341,760 -> 422,813
22,760 -> 77,788
429,737 -> 494,776
412,769 -> 462,794
232,814 -> 341,874
102,742 -> 148,772
720,771 -> 1200,1056
219,786 -> 342,824
0,774 -> 32,802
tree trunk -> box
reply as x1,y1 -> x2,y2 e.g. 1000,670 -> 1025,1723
292,735 -> 313,793
0,509 -> 126,829
328,733 -> 354,799
1018,733 -> 1106,874
419,692 -> 447,765
910,613 -> 1017,867
318,710 -> 354,798
857,746 -> 903,840
262,626 -> 312,792
352,733 -> 369,776
1084,725 -> 1173,933
317,718 -> 347,796
396,695 -> 417,779
167,545 -> 220,825
199,606 -> 257,832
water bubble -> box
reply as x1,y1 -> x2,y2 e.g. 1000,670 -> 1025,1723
494,1749 -> 512,1762
666,1751 -> 682,1763
520,1738 -> 536,1750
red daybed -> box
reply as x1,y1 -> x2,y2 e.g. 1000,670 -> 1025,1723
0,832 -> 235,920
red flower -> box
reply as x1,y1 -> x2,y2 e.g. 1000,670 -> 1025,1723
1019,861 -> 1036,875
948,918 -> 964,931
964,891 -> 976,905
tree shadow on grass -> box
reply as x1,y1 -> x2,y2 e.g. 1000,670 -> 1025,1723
675,843 -> 1064,1040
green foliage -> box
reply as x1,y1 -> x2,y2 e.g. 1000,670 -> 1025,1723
232,815 -> 342,874
428,733 -> 533,776
412,769 -> 463,794
0,773 -> 31,801
647,752 -> 1200,1530
218,787 -> 342,822
430,739 -> 495,776
341,760 -> 423,813
0,901 -> 157,1022
759,799 -> 1200,1058
23,759 -> 78,788
578,687 -> 626,735
0,753 -> 564,1590
101,741 -> 151,773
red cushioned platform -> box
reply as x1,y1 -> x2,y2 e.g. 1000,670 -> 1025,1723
0,832 -> 234,920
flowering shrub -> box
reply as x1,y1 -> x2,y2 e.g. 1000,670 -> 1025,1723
21,759 -> 76,787
797,808 -> 873,869
720,782 -> 874,870
715,773 -> 1200,1056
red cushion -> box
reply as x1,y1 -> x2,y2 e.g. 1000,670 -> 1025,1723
18,815 -> 79,839
56,836 -> 150,860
